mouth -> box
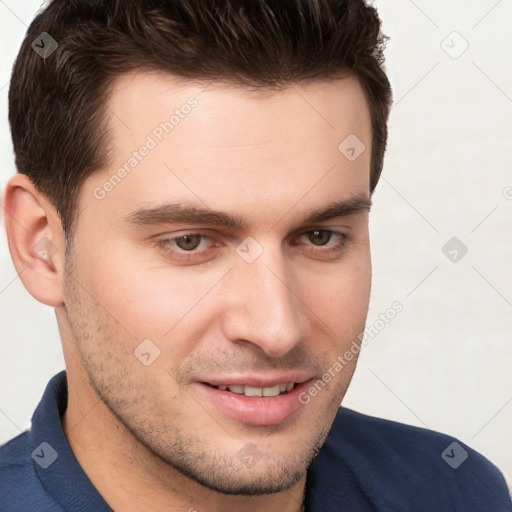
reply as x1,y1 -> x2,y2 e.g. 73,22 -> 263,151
203,382 -> 296,397
195,378 -> 313,426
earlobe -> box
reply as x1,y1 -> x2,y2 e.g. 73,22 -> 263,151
2,173 -> 65,307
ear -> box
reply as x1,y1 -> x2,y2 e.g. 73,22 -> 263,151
2,173 -> 66,307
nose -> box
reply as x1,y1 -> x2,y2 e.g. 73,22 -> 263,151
220,243 -> 311,358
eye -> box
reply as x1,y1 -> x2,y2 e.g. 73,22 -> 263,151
298,229 -> 347,248
153,232 -> 216,262
293,229 -> 349,260
173,234 -> 204,251
305,230 -> 335,246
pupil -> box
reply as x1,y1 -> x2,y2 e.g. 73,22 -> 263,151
309,230 -> 331,246
177,235 -> 201,250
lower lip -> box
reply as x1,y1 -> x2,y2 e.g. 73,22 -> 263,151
195,380 -> 313,426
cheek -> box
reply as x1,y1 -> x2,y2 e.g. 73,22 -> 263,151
296,252 -> 371,338
82,240 -> 221,338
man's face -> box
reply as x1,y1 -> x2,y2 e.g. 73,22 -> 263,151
62,72 -> 372,494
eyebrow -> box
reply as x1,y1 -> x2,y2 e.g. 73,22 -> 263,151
123,195 -> 371,229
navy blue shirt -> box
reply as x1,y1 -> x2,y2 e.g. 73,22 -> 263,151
1,371 -> 510,511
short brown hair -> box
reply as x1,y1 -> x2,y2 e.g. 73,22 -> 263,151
9,0 -> 392,239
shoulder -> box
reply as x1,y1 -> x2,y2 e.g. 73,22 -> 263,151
308,407 -> 511,512
0,427 -> 65,511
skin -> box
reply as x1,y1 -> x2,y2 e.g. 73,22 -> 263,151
3,71 -> 372,512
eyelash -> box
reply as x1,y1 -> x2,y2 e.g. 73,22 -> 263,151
153,230 -> 349,262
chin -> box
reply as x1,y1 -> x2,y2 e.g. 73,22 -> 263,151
172,455 -> 308,496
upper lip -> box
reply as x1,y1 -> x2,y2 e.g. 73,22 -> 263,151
200,373 -> 315,388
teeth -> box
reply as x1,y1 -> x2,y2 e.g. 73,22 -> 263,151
244,386 -> 263,397
262,385 -> 280,397
218,382 -> 295,397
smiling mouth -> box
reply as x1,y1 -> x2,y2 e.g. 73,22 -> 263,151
203,382 -> 297,397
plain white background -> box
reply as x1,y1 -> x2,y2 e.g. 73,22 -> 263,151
1,0 -> 511,489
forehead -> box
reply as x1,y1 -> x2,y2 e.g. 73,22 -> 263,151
80,71 -> 372,230
105,70 -> 371,150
